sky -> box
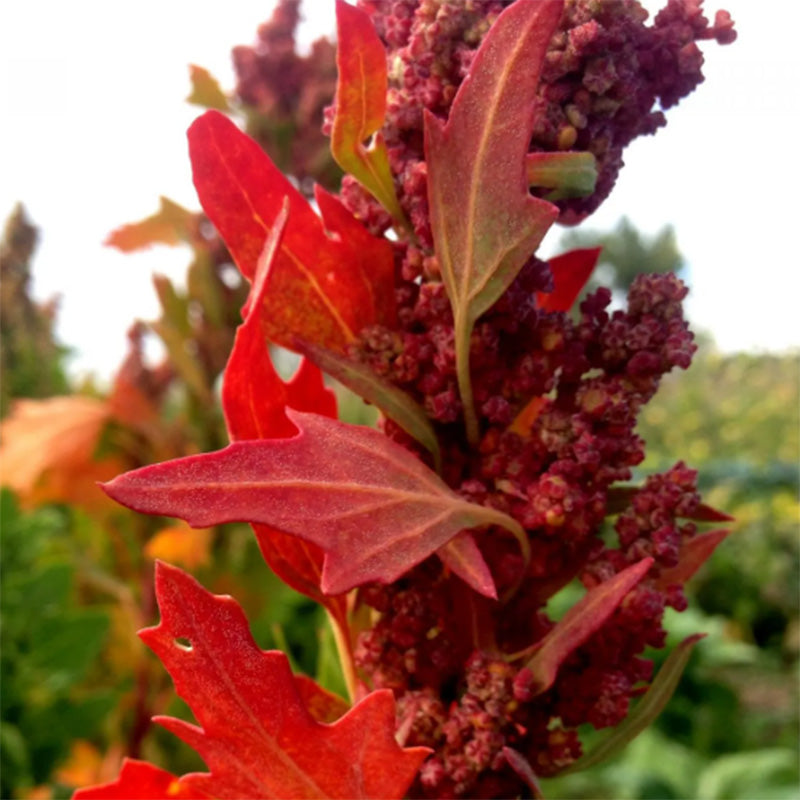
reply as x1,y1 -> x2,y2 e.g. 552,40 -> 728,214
1,0 -> 798,384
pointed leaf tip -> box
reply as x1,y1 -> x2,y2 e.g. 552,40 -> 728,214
525,558 -> 653,696
538,247 -> 602,312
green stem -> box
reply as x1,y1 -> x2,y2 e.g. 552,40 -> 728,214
455,310 -> 480,446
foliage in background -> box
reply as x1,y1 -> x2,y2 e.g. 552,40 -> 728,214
560,216 -> 685,296
0,205 -> 70,417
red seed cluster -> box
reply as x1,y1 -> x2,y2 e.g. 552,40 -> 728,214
330,0 -> 735,237
233,0 -> 340,193
348,261 -> 707,793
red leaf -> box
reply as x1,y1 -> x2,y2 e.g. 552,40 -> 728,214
655,528 -> 730,590
331,0 -> 406,224
222,199 -> 337,441
314,186 -> 396,329
78,563 -> 429,799
101,410 -> 525,594
72,759 -> 206,800
188,110 -> 394,352
293,674 -> 350,724
502,748 -> 544,800
222,204 -> 343,618
538,247 -> 602,312
524,558 -> 653,696
424,0 -> 562,442
692,502 -> 735,523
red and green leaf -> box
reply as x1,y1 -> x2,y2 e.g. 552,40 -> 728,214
538,247 -> 603,313
331,0 -> 406,225
188,110 -> 394,353
424,0 -> 562,443
655,528 -> 731,590
556,634 -> 705,776
523,558 -> 653,696
101,410 -> 525,595
76,562 -> 429,799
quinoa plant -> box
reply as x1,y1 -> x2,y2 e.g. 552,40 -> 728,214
76,1 -> 736,797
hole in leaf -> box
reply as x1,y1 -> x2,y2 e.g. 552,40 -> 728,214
173,637 -> 193,652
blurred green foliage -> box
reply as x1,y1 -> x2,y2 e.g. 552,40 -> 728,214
560,215 -> 685,295
0,205 -> 70,417
0,490 -> 116,798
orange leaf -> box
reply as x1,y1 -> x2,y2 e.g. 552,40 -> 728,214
105,197 -> 194,253
145,523 -> 214,570
0,396 -> 120,510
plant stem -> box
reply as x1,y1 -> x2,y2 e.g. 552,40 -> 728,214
455,311 -> 480,446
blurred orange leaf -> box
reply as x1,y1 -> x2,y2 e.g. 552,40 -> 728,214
0,396 -> 121,510
56,741 -> 126,790
145,523 -> 214,570
187,64 -> 231,112
105,197 -> 194,253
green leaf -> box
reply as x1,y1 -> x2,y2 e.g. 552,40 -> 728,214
558,633 -> 705,775
187,65 -> 231,112
29,610 -> 109,690
696,748 -> 800,800
525,151 -> 598,200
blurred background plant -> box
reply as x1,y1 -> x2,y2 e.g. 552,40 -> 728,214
1,1 -> 797,797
